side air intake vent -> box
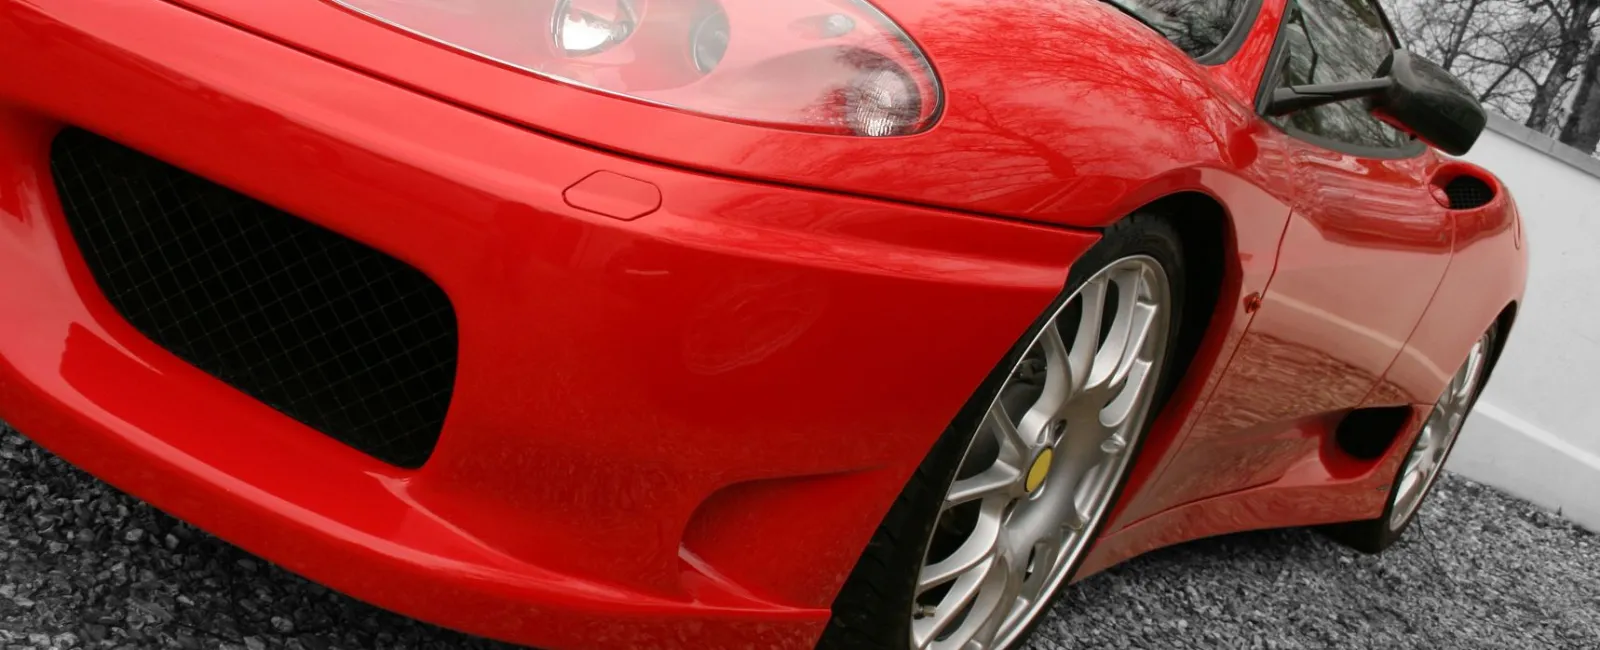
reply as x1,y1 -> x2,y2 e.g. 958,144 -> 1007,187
1443,175 -> 1495,210
1334,405 -> 1413,460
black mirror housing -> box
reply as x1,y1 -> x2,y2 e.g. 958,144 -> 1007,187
1264,50 -> 1487,156
1369,50 -> 1486,156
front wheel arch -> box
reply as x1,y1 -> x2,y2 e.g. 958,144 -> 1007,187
1130,193 -> 1230,413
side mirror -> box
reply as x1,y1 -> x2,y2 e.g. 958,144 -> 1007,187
1265,50 -> 1487,155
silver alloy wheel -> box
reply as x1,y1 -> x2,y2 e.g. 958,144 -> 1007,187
1388,333 -> 1490,531
909,256 -> 1172,650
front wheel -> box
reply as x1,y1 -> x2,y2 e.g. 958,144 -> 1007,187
819,214 -> 1189,650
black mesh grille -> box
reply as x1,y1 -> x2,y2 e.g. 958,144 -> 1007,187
1444,175 -> 1495,210
50,128 -> 458,468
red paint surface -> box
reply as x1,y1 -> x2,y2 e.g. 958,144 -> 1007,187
0,0 -> 1527,648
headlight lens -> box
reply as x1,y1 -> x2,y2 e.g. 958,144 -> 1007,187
332,0 -> 942,136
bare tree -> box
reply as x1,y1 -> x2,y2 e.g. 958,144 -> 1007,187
1558,50 -> 1600,150
1522,0 -> 1600,131
1395,0 -> 1560,121
1466,17 -> 1562,110
1396,0 -> 1600,151
1402,0 -> 1492,70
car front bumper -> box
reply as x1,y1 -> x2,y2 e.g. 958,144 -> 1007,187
0,1 -> 1096,648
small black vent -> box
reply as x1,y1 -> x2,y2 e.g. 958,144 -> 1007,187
1444,175 -> 1495,210
1334,405 -> 1413,460
51,128 -> 458,468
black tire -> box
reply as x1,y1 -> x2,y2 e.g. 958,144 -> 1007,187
1320,325 -> 1499,554
817,213 -> 1191,650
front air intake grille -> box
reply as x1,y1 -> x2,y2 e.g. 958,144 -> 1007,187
50,128 -> 458,468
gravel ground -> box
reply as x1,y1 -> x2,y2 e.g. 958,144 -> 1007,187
0,424 -> 1595,650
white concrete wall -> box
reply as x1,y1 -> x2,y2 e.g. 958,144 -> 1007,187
1447,114 -> 1600,531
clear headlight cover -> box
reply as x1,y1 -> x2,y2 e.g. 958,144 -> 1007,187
332,0 -> 943,136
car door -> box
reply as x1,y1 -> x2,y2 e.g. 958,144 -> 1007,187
1131,0 -> 1455,509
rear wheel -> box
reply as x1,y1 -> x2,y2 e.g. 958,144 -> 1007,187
1323,327 -> 1496,553
819,214 -> 1188,650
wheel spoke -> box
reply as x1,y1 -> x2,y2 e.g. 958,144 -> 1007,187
1004,495 -> 1074,561
1017,323 -> 1071,446
1455,343 -> 1485,400
1099,276 -> 1159,394
945,463 -> 1020,508
1061,501 -> 1090,533
919,509 -> 1004,591
1449,366 -> 1470,401
1415,424 -> 1435,455
1405,442 -> 1425,466
985,401 -> 1030,462
1054,419 -> 1116,492
967,555 -> 1031,649
1067,277 -> 1108,395
1084,270 -> 1152,394
1446,408 -> 1465,433
1100,358 -> 1154,430
1074,463 -> 1115,526
1026,533 -> 1066,588
912,556 -> 999,648
1396,466 -> 1423,504
1037,322 -> 1071,391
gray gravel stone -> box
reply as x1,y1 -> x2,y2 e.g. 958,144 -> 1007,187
1030,469 -> 1600,649
0,424 -> 1595,648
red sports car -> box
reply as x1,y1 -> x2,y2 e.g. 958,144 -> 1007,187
0,0 -> 1524,647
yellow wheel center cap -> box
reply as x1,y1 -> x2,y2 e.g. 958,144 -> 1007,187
1026,449 -> 1053,493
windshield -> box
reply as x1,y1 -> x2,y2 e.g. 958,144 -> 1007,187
1103,0 -> 1254,58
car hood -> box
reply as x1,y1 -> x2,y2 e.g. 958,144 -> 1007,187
165,0 -> 1265,226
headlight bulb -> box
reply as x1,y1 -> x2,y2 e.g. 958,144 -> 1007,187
844,65 -> 920,137
553,0 -> 638,56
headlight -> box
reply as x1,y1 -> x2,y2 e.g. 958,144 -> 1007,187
332,0 -> 942,137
